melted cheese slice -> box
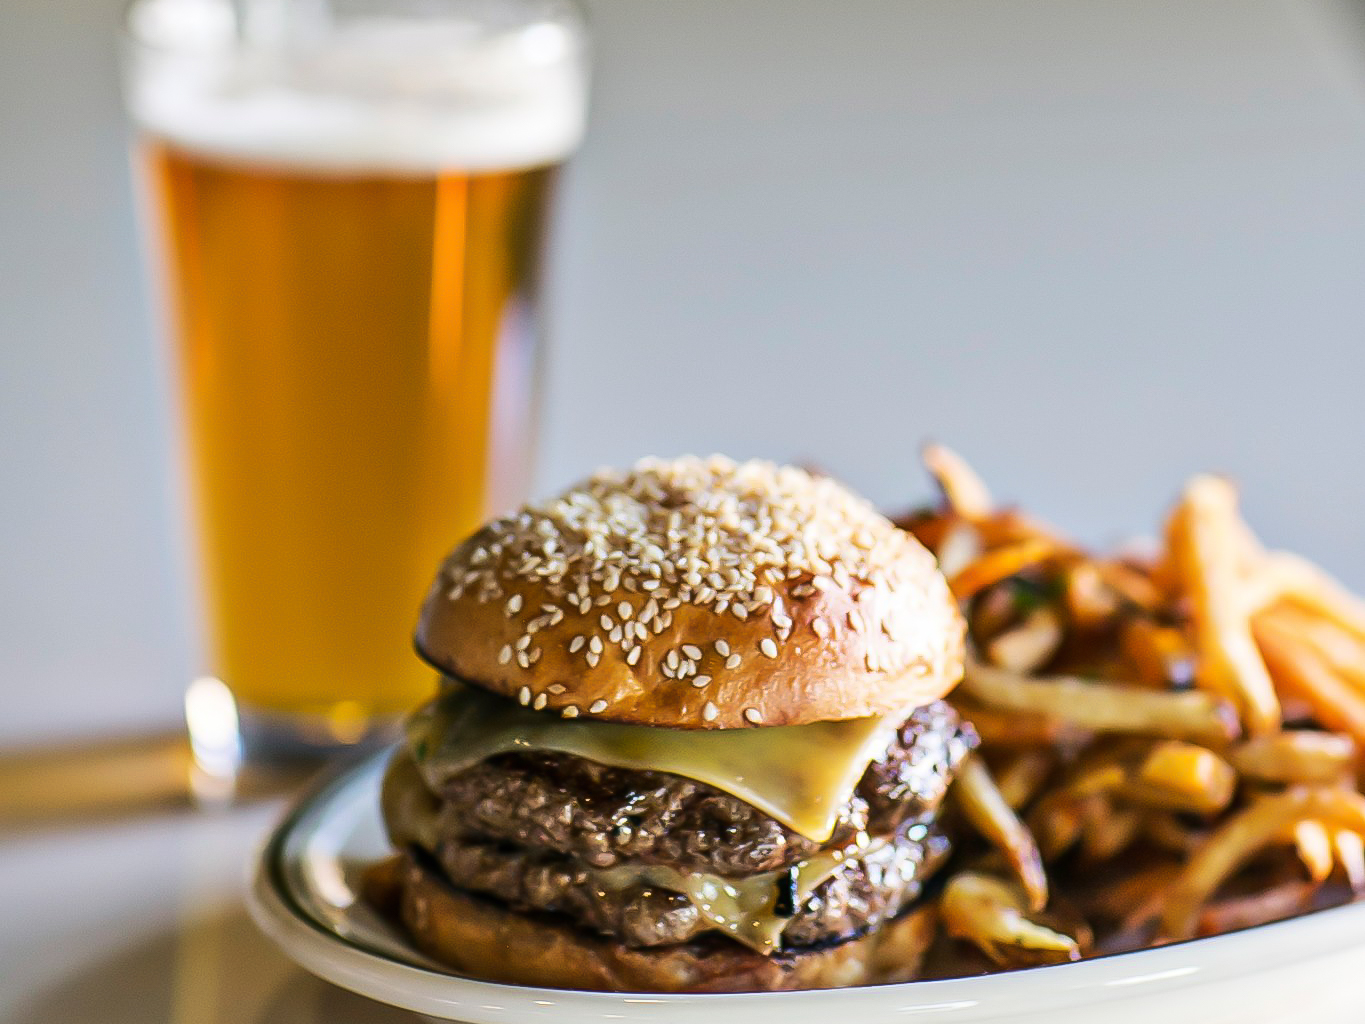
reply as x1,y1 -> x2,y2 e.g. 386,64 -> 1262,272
406,684 -> 905,842
592,839 -> 879,953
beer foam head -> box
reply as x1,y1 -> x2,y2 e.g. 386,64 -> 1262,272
124,0 -> 588,174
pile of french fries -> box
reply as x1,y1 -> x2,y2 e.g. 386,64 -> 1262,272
904,445 -> 1365,969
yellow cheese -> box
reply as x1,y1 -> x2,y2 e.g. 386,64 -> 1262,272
406,683 -> 905,842
592,838 -> 875,953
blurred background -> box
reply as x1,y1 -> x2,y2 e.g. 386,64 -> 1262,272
5,0 -> 1365,748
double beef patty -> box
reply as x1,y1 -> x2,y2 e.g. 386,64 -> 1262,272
391,700 -> 975,951
434,701 -> 975,875
433,823 -> 952,948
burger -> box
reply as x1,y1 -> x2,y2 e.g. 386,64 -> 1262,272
370,456 -> 976,992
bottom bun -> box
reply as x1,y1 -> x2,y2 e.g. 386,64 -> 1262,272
366,854 -> 938,993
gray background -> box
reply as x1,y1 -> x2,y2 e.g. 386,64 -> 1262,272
5,0 -> 1365,744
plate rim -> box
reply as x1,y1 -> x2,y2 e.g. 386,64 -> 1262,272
247,747 -> 1365,1022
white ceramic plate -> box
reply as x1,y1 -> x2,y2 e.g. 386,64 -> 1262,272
248,750 -> 1365,1023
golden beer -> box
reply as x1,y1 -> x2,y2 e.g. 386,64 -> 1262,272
124,0 -> 588,753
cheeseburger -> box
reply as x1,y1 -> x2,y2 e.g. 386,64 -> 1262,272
373,456 -> 976,992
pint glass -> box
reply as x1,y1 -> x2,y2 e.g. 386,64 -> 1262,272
121,0 -> 588,760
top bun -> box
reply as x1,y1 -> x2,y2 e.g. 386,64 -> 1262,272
415,456 -> 964,729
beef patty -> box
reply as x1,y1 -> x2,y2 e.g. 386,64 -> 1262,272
426,700 -> 975,876
424,823 -> 952,950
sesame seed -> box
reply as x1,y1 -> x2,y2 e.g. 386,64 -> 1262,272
693,675 -> 712,688
498,645 -> 513,665
533,692 -> 548,710
589,636 -> 603,654
760,638 -> 778,659
702,701 -> 719,722
569,635 -> 586,653
682,644 -> 703,660
812,618 -> 831,638
517,651 -> 530,669
726,653 -> 742,669
547,683 -> 567,695
609,626 -> 623,643
665,649 -> 679,669
744,707 -> 763,724
627,646 -> 642,666
848,611 -> 864,632
714,639 -> 730,657
517,686 -> 531,705
589,699 -> 608,714
562,705 -> 580,718
586,651 -> 600,667
435,456 -> 919,674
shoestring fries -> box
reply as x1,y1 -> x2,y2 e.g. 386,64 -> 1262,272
903,445 -> 1365,969
955,757 -> 1049,912
939,873 -> 1081,968
961,657 -> 1239,746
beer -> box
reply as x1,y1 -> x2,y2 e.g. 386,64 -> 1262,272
124,0 -> 588,751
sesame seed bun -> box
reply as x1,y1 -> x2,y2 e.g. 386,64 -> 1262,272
367,853 -> 939,993
414,456 -> 965,729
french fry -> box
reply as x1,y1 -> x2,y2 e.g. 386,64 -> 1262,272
1094,560 -> 1166,613
922,443 -> 994,520
1120,617 -> 1196,690
994,750 -> 1055,810
1196,880 -> 1314,935
1079,801 -> 1143,862
1060,741 -> 1234,815
1028,792 -> 1093,861
940,872 -> 1080,967
1334,829 -> 1365,893
1065,563 -> 1122,627
1098,861 -> 1184,931
935,520 -> 983,578
1144,813 -> 1209,855
949,539 -> 1060,601
1167,475 -> 1281,735
1291,821 -> 1334,884
1162,787 -> 1365,939
1121,742 -> 1237,815
1256,551 -> 1365,642
975,509 -> 1074,551
956,757 -> 1049,912
954,701 -> 1080,748
1263,603 -> 1365,691
962,656 -> 1240,746
1229,731 -> 1357,786
1253,615 -> 1365,745
987,607 -> 1064,673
